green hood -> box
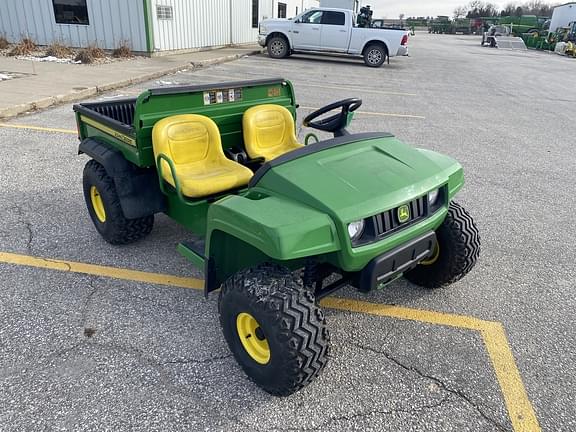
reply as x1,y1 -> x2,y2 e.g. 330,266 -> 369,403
255,135 -> 462,222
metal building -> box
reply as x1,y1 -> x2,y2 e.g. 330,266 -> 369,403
0,0 -> 318,55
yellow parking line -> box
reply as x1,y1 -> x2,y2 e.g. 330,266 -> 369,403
299,106 -> 425,120
321,297 -> 486,330
0,250 -> 539,431
0,123 -> 77,135
0,251 -> 203,290
323,298 -> 540,432
481,322 -> 540,432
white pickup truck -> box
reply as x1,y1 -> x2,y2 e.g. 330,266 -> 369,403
258,8 -> 409,67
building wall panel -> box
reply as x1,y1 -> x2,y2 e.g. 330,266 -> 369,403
151,0 -> 231,51
0,0 -> 147,52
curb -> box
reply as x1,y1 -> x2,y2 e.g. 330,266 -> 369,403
0,49 -> 262,119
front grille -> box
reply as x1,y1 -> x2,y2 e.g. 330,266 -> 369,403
373,196 -> 428,238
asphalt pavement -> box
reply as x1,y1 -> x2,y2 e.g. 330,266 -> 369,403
1,33 -> 575,431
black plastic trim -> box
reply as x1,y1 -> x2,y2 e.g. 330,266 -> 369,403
249,132 -> 393,187
147,78 -> 286,96
79,138 -> 166,218
354,231 -> 437,292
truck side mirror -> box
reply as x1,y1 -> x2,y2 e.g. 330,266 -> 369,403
295,18 -> 301,23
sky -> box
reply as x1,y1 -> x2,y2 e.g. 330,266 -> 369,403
369,0 -> 560,18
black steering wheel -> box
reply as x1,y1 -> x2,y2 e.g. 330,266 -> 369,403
303,98 -> 362,136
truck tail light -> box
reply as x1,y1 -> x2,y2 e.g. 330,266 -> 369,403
401,34 -> 408,45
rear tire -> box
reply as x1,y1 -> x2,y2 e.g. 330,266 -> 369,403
267,36 -> 289,59
219,263 -> 329,396
83,160 -> 154,245
404,202 -> 480,289
363,43 -> 387,67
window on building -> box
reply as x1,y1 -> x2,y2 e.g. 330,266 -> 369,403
252,0 -> 259,28
296,7 -> 299,16
321,11 -> 345,25
156,5 -> 173,20
300,10 -> 323,24
52,0 -> 89,25
278,2 -> 287,18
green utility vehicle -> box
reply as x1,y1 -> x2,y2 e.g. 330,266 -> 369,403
73,78 -> 480,396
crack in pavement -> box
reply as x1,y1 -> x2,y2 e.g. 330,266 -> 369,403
272,396 -> 453,432
352,342 -> 510,432
41,257 -> 72,271
80,276 -> 99,328
11,204 -> 33,252
163,354 -> 233,365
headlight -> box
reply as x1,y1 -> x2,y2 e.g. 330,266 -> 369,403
428,189 -> 440,206
348,220 -> 365,241
259,24 -> 267,35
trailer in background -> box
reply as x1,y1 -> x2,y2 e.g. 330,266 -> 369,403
319,0 -> 359,12
550,2 -> 576,32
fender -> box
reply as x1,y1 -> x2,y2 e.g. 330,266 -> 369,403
360,38 -> 390,56
79,138 -> 166,218
265,31 -> 293,48
203,193 -> 341,294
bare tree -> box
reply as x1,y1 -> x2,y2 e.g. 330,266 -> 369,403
454,6 -> 468,19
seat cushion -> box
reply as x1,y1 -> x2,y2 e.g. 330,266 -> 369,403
177,159 -> 253,198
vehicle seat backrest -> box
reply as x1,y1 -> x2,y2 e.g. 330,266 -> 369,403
152,114 -> 254,198
243,104 -> 303,161
152,114 -> 223,182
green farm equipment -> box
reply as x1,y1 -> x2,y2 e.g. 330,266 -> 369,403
522,21 -> 576,53
429,16 -> 453,34
453,18 -> 471,34
73,78 -> 480,396
500,15 -> 550,36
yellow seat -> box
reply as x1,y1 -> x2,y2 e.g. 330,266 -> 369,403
152,114 -> 253,198
242,104 -> 304,162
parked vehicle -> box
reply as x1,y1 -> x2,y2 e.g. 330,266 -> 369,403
550,2 -> 576,35
482,24 -> 511,47
499,14 -> 550,35
74,78 -> 480,396
258,7 -> 409,67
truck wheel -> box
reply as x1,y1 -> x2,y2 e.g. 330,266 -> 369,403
82,160 -> 154,245
267,36 -> 289,59
363,44 -> 387,67
219,263 -> 329,396
404,202 -> 480,289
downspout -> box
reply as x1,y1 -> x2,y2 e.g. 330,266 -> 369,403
143,0 -> 155,54
229,0 -> 233,45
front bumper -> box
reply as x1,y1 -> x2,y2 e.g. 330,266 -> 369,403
397,45 -> 409,56
258,35 -> 267,47
354,231 -> 436,292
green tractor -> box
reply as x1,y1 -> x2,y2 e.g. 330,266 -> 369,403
73,78 -> 480,396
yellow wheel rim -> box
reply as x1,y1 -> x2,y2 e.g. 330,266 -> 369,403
90,185 -> 106,223
421,243 -> 440,266
236,312 -> 270,365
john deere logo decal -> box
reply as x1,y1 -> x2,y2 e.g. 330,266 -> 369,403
397,205 -> 410,223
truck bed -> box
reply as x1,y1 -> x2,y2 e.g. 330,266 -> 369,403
75,98 -> 137,128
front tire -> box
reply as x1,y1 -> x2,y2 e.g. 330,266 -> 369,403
267,36 -> 289,59
363,43 -> 387,67
83,160 -> 154,245
219,264 -> 329,396
404,202 -> 480,288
